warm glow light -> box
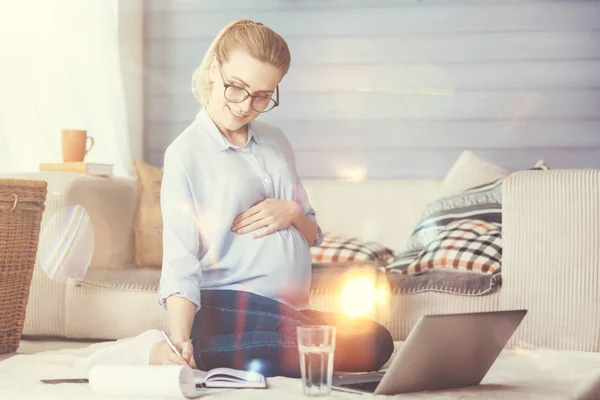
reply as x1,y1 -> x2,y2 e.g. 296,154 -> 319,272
335,165 -> 368,182
341,277 -> 377,318
376,286 -> 389,305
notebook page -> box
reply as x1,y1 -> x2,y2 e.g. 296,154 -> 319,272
205,367 -> 264,383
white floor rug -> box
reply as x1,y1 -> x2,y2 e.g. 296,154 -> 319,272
1,338 -> 600,399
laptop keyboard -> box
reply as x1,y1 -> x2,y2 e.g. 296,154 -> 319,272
341,380 -> 380,393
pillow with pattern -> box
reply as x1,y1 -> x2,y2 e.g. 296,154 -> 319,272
311,233 -> 394,265
400,219 -> 502,276
387,160 -> 550,274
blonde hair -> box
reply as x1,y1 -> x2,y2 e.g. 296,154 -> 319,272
191,19 -> 291,104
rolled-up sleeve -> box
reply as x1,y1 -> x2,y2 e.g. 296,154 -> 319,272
294,179 -> 324,247
158,150 -> 202,311
304,207 -> 324,247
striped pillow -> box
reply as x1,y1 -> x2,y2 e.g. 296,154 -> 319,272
388,179 -> 503,271
387,161 -> 550,273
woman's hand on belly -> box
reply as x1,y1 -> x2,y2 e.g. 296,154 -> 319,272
231,198 -> 301,239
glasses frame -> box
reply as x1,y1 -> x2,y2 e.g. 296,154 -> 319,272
217,59 -> 279,113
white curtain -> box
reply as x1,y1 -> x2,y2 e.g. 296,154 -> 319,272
0,0 -> 133,176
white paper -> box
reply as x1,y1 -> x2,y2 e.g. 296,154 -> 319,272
74,329 -> 165,375
89,365 -> 197,398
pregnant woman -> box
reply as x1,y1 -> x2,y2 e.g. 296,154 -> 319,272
150,19 -> 394,377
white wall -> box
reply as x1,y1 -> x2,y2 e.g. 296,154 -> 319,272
144,0 -> 600,179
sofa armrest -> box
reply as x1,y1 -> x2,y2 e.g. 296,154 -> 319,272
0,172 -> 138,337
1,171 -> 138,269
500,169 -> 600,352
35,172 -> 138,269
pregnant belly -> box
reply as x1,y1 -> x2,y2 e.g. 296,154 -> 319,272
228,226 -> 312,305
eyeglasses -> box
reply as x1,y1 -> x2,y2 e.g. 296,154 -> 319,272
217,60 -> 279,113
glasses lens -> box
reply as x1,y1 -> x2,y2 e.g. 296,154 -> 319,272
252,97 -> 277,113
224,86 -> 248,103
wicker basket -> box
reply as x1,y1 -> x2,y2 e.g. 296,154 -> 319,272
0,179 -> 47,354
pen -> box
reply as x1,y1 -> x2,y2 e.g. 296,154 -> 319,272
161,330 -> 183,358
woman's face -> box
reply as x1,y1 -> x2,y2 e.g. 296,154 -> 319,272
208,50 -> 283,133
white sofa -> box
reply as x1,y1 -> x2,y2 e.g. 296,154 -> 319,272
4,168 -> 600,353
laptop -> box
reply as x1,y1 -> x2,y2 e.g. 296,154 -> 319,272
332,309 -> 527,395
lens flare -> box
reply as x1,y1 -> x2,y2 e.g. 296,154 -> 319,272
341,277 -> 376,318
376,285 -> 389,305
245,359 -> 266,380
37,204 -> 94,283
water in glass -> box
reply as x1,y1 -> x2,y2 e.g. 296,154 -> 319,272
299,344 -> 334,396
297,326 -> 336,397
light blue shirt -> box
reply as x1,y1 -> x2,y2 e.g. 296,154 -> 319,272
158,107 -> 324,312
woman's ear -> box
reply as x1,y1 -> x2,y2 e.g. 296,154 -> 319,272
209,56 -> 217,82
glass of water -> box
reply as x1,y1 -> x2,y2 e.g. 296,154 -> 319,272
297,325 -> 336,397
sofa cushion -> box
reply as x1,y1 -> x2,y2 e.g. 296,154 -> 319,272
132,161 -> 163,268
302,179 -> 440,251
436,150 -> 510,199
78,267 -> 162,292
400,219 -> 502,276
77,265 -> 386,295
389,178 -> 504,271
310,233 -> 394,265
387,159 -> 550,295
387,219 -> 503,296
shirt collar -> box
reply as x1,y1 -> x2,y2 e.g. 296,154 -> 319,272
195,106 -> 261,152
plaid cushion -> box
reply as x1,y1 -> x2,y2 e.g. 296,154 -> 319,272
387,180 -> 503,271
311,233 -> 394,265
387,160 -> 550,272
385,161 -> 549,296
397,219 -> 502,276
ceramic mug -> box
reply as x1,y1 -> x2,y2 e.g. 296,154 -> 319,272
61,129 -> 94,162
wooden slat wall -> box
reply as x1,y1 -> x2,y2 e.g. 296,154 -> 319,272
144,0 -> 600,178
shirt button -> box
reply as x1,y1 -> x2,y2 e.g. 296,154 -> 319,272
264,177 -> 269,183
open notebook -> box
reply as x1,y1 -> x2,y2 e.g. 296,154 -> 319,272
194,367 -> 266,389
56,365 -> 267,398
